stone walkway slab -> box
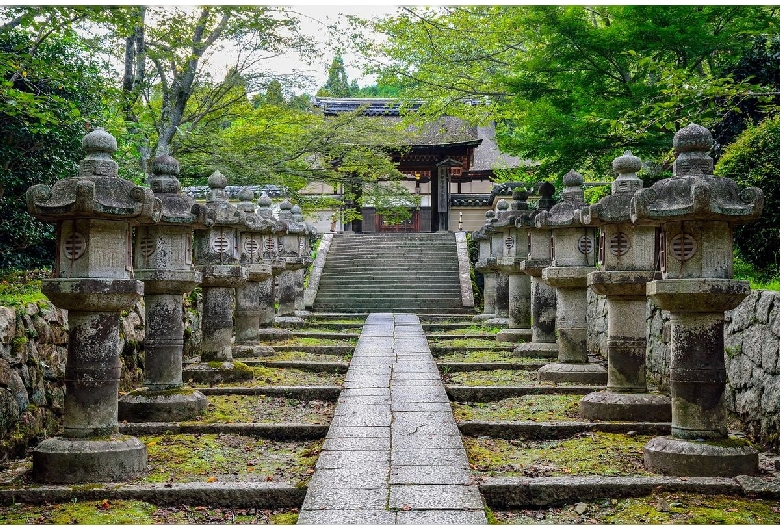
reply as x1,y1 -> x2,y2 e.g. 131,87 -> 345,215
298,313 -> 487,525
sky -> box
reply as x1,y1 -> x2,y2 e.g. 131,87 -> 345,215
264,5 -> 399,93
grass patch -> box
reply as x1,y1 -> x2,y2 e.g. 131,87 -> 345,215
0,269 -> 49,307
265,337 -> 357,347
429,325 -> 500,336
141,433 -> 321,485
493,494 -> 780,525
436,350 -> 519,363
442,369 -> 539,386
452,394 -> 583,422
464,432 -> 653,477
428,338 -> 498,349
0,501 -> 301,525
261,349 -> 352,362
191,395 -> 334,424
246,366 -> 344,386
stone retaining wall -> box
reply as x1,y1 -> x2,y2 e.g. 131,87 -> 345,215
589,288 -> 780,451
0,300 -> 146,459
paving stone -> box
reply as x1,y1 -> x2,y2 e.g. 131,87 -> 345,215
389,465 -> 474,485
329,412 -> 392,428
392,420 -> 461,437
391,434 -> 466,451
316,450 -> 390,470
395,510 -> 488,525
302,313 -> 483,519
325,426 -> 390,439
297,509 -> 397,525
391,401 -> 454,412
392,362 -> 438,373
322,437 -> 391,452
302,487 -> 388,510
307,467 -> 390,490
391,448 -> 468,467
392,411 -> 459,426
389,485 -> 485,510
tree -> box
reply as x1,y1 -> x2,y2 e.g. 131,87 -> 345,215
0,19 -> 109,268
116,6 -> 314,175
175,98 -> 418,220
358,6 -> 777,180
317,54 -> 353,97
716,116 -> 780,277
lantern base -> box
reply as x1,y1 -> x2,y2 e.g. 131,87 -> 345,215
33,436 -> 147,484
538,362 -> 607,385
580,391 -> 671,422
119,388 -> 208,422
513,341 -> 558,359
644,436 -> 758,477
182,361 -> 254,385
496,328 -> 532,343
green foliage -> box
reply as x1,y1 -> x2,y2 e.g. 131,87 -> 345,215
362,6 -> 776,179
317,54 -> 351,97
716,116 -> 780,276
0,25 -> 109,269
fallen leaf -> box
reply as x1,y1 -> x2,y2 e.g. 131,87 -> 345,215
401,504 -> 412,511
99,499 -> 110,510
206,476 -> 217,483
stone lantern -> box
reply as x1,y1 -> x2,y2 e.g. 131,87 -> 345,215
487,199 -> 510,326
275,199 -> 312,325
256,193 -> 287,328
233,187 -> 274,350
494,188 -> 533,342
119,155 -> 209,422
515,182 -> 558,358
632,124 -> 763,476
535,171 -> 606,384
292,203 -> 316,315
473,210 -> 498,322
579,151 -> 671,421
185,170 -> 251,383
26,128 -> 160,483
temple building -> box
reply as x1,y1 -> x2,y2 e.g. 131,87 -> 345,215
301,98 -> 530,233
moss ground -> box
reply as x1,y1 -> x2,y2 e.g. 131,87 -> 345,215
257,349 -> 352,362
492,493 -> 780,524
453,394 -> 583,422
428,337 -> 499,349
140,433 -> 321,485
187,366 -> 344,388
464,432 -> 653,477
263,337 -> 356,347
442,368 -> 559,386
191,395 -> 335,424
0,500 -> 299,524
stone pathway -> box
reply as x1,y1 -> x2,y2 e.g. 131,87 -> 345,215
297,313 -> 486,524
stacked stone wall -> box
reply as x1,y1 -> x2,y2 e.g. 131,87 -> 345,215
0,301 -> 146,460
589,288 -> 780,451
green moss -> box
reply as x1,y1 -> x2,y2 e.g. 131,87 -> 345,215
140,433 -> 322,485
428,338 -> 498,349
453,394 -> 583,422
189,395 -> 335,424
271,512 -> 300,524
700,436 -> 755,449
724,345 -> 742,358
602,494 -> 780,525
128,387 -> 198,397
464,432 -> 653,477
0,500 -> 156,524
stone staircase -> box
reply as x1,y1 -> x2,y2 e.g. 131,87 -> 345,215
313,232 -> 469,313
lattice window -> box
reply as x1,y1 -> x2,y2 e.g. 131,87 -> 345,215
609,232 -> 630,256
63,232 -> 86,260
670,233 -> 697,261
578,235 -> 594,255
